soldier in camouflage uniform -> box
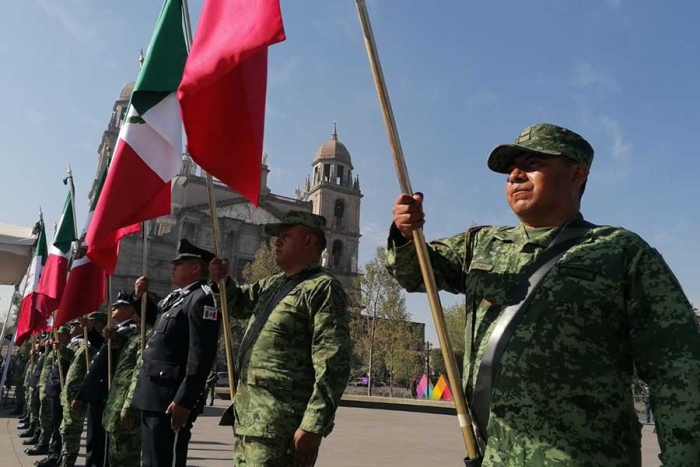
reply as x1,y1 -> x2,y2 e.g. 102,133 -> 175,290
35,325 -> 75,466
11,341 -> 31,416
386,123 -> 700,466
58,319 -> 93,467
103,291 -> 156,467
210,211 -> 352,466
17,342 -> 36,427
20,338 -> 47,444
27,334 -> 58,456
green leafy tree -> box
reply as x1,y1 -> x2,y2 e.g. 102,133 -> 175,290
428,303 -> 466,381
351,247 -> 418,396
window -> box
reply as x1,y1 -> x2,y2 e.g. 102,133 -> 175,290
332,240 -> 343,267
336,165 -> 345,185
334,199 -> 345,226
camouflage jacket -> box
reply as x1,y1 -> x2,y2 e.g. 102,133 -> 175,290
225,262 -> 351,439
123,328 -> 151,419
385,216 -> 700,466
38,350 -> 55,389
104,326 -> 140,432
12,343 -> 31,384
61,338 -> 94,407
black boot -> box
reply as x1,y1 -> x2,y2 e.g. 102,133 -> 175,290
18,426 -> 36,438
25,444 -> 49,456
10,404 -> 24,415
35,454 -> 61,467
18,421 -> 30,430
22,431 -> 41,445
60,454 -> 77,467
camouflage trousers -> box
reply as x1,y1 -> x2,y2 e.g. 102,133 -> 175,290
106,423 -> 141,467
233,435 -> 294,467
38,388 -> 53,445
15,376 -> 27,405
60,403 -> 86,456
28,386 -> 40,424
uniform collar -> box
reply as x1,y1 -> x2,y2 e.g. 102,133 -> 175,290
173,280 -> 203,296
494,212 -> 586,247
116,318 -> 134,330
69,335 -> 83,345
284,262 -> 321,280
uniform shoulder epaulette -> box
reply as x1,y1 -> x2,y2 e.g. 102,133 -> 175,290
201,283 -> 214,296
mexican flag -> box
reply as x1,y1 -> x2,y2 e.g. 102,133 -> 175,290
86,0 -> 187,275
36,175 -> 77,316
178,0 -> 286,205
15,220 -> 48,346
55,166 -> 108,327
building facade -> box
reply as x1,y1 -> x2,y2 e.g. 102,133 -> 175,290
92,82 -> 362,299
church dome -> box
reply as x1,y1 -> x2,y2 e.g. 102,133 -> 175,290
119,81 -> 135,100
313,124 -> 353,169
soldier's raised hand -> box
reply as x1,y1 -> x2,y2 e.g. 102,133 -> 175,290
209,258 -> 229,283
134,276 -> 149,299
393,192 -> 425,239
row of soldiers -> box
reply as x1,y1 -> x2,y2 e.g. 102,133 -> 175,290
13,291 -> 156,467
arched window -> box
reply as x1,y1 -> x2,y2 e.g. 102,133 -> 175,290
332,240 -> 344,267
334,199 -> 345,226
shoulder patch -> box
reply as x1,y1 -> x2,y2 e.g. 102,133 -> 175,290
203,305 -> 218,321
201,283 -> 214,295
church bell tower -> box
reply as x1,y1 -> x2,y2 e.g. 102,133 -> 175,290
303,124 -> 362,286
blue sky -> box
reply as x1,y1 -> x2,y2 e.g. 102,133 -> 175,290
1,0 -> 698,344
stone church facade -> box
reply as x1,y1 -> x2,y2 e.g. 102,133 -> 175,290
91,82 -> 362,299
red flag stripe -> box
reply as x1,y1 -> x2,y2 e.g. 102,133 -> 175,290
178,0 -> 286,205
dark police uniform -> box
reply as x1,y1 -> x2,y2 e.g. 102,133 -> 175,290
131,239 -> 221,467
76,305 -> 131,467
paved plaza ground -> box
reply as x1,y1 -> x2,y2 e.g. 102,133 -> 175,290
1,398 -> 662,466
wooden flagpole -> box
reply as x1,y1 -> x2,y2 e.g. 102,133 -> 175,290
181,0 -> 236,403
106,275 -> 113,390
354,1 -> 481,463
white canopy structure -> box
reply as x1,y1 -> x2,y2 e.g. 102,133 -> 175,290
0,223 -> 35,286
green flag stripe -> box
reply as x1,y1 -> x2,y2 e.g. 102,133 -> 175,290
89,163 -> 109,212
53,177 -> 77,253
36,221 -> 48,265
132,0 -> 187,117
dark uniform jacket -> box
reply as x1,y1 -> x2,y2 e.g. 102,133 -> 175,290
45,346 -> 74,397
131,280 -> 221,413
76,321 -> 134,405
29,350 -> 47,389
86,327 -> 105,350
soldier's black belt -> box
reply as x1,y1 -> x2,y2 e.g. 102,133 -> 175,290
472,221 -> 592,442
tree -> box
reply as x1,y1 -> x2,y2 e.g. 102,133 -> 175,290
241,239 -> 279,283
350,247 -> 419,396
429,303 -> 466,382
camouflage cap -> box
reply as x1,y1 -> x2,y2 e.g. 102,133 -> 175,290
264,210 -> 327,237
87,311 -> 108,324
55,325 -> 71,335
487,123 -> 594,173
68,319 -> 81,326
